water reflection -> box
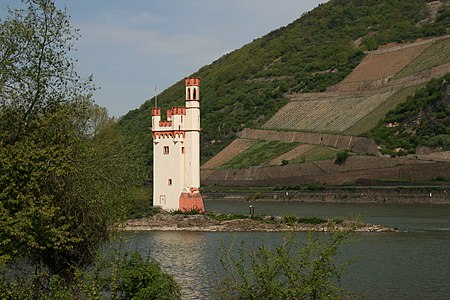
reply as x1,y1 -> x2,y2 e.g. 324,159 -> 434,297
125,231 -> 212,299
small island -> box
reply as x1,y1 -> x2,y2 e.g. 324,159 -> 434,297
123,211 -> 397,233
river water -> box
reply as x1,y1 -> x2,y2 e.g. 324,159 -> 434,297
124,200 -> 450,299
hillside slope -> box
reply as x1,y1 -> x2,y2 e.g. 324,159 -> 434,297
203,35 -> 450,172
118,0 -> 450,178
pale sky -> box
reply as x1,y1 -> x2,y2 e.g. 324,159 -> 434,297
1,0 -> 328,117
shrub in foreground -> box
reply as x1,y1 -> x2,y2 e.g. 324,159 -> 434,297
216,230 -> 352,299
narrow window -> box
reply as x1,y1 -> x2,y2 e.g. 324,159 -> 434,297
186,88 -> 190,100
168,179 -> 172,186
193,88 -> 197,100
163,146 -> 169,155
181,147 -> 185,154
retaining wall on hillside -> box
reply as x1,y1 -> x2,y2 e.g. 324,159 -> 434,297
236,128 -> 380,155
201,156 -> 450,187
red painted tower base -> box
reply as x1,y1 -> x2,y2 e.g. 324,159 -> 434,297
179,192 -> 205,212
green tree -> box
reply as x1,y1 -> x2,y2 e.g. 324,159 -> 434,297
0,0 -> 94,144
217,230 -> 352,300
0,0 -> 145,280
335,151 -> 350,165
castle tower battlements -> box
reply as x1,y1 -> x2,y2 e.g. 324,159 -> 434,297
151,78 -> 204,212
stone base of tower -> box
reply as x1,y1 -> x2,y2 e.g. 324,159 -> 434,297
179,192 -> 205,212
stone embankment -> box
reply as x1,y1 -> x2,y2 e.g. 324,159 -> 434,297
123,213 -> 395,233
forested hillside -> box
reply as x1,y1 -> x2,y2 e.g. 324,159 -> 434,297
118,0 -> 450,176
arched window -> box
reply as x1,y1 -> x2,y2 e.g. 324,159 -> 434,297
193,88 -> 197,100
186,88 -> 190,100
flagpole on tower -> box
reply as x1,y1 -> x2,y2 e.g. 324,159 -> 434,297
154,84 -> 157,107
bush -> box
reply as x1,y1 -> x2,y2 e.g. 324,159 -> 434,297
217,231 -> 352,299
1,251 -> 181,300
113,253 -> 181,300
335,151 -> 350,165
283,215 -> 298,225
298,217 -> 327,225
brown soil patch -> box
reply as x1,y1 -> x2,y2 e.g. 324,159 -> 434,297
415,151 -> 450,162
202,138 -> 256,169
334,43 -> 430,92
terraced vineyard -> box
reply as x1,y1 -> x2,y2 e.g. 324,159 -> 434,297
331,39 -> 431,92
220,140 -> 299,169
268,144 -> 341,165
268,144 -> 316,165
393,37 -> 450,79
263,91 -> 395,133
344,83 -> 426,135
201,139 -> 256,169
289,145 -> 341,164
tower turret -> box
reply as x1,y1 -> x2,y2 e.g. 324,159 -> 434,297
180,78 -> 204,211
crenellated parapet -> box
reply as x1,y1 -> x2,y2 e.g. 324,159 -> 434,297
152,107 -> 161,116
159,121 -> 173,127
171,107 -> 186,115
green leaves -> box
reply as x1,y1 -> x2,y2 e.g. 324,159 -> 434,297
0,0 -> 94,144
0,0 -> 146,281
217,231 -> 352,299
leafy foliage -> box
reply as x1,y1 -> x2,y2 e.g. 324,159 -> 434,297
0,0 -> 94,144
369,74 -> 450,155
1,251 -> 181,299
0,0 -> 145,280
83,250 -> 181,300
335,151 -> 350,165
216,231 -> 352,299
118,0 -> 449,175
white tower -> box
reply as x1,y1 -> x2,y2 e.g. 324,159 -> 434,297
151,78 -> 204,212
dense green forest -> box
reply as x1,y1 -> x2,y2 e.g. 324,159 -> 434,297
369,73 -> 450,155
118,0 -> 450,176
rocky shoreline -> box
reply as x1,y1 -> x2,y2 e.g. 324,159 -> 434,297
122,213 -> 397,233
